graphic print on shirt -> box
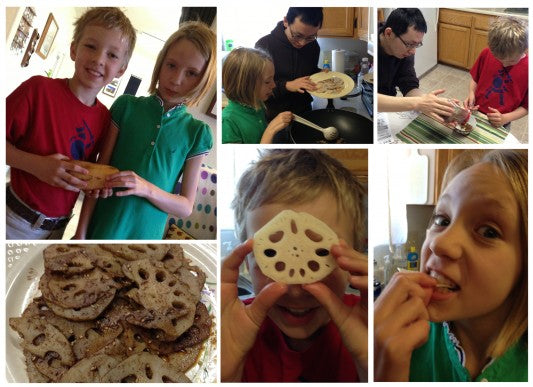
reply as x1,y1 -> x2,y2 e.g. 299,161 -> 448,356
70,119 -> 95,160
484,69 -> 511,106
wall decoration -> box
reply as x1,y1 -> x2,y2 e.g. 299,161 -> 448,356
103,78 -> 121,97
36,13 -> 58,59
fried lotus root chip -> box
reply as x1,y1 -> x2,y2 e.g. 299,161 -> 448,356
43,245 -> 95,275
60,354 -> 121,382
46,291 -> 116,321
253,210 -> 339,284
101,352 -> 191,383
68,160 -> 119,190
97,244 -> 170,261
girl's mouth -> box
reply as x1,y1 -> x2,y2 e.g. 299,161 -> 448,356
428,270 -> 460,293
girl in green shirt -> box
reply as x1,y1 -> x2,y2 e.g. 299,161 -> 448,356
75,22 -> 216,239
375,150 -> 527,382
222,47 -> 292,144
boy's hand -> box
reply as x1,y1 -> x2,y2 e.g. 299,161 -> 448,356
286,76 -> 317,93
84,187 -> 113,198
34,154 -> 88,192
463,95 -> 478,111
486,107 -> 508,127
303,240 -> 368,381
104,171 -> 150,197
374,271 -> 437,381
221,240 -> 287,381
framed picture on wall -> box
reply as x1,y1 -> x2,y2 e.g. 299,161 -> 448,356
103,78 -> 121,97
36,13 -> 58,59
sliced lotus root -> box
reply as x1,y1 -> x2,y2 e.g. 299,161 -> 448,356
46,291 -> 116,321
161,245 -> 187,273
33,351 -> 71,381
253,210 -> 339,284
23,349 -> 51,383
98,244 -> 170,261
166,344 -> 203,372
68,160 -> 120,190
9,317 -> 75,366
43,245 -> 95,275
60,354 -> 121,382
101,352 -> 191,383
39,268 -> 116,309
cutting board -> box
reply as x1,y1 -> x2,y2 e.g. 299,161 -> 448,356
407,149 -> 428,204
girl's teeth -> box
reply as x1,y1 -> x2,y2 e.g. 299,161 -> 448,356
429,271 -> 457,289
285,307 -> 311,316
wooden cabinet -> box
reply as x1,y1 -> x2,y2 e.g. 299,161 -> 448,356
319,7 -> 369,39
323,149 -> 368,182
438,9 -> 496,70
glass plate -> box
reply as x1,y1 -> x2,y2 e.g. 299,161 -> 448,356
5,242 -> 217,383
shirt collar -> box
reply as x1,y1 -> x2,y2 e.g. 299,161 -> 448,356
153,93 -> 186,114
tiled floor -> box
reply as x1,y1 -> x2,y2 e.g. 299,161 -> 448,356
419,64 -> 528,143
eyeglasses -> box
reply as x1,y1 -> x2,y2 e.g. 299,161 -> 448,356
397,34 -> 423,49
288,25 -> 317,43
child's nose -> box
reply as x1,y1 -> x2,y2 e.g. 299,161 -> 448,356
92,49 -> 106,66
428,224 -> 463,261
285,283 -> 307,297
171,71 -> 185,85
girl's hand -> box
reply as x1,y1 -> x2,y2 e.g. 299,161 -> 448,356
486,107 -> 507,127
105,171 -> 151,198
374,272 -> 436,381
286,76 -> 317,93
221,240 -> 288,381
268,111 -> 293,134
84,187 -> 113,198
303,240 -> 368,381
32,154 -> 88,192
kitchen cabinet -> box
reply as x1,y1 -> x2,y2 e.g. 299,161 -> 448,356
323,149 -> 368,182
319,7 -> 369,40
438,9 -> 496,69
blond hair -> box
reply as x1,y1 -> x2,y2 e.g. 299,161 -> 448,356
232,149 -> 367,251
222,47 -> 272,110
442,149 -> 528,357
149,21 -> 216,107
488,16 -> 528,58
73,7 -> 137,64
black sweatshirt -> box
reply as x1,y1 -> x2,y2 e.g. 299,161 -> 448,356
377,35 -> 419,97
256,21 -> 321,120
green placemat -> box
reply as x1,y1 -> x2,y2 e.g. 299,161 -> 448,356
396,112 -> 509,144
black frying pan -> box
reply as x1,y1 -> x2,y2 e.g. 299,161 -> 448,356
289,109 -> 373,144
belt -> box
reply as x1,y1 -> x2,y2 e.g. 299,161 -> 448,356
6,187 -> 71,231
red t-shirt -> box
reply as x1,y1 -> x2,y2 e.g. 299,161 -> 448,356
7,76 -> 110,217
242,294 -> 360,382
470,48 -> 528,114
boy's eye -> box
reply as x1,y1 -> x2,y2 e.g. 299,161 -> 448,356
84,44 -> 95,50
431,214 -> 450,228
477,225 -> 501,239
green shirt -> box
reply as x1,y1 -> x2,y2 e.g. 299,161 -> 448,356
222,100 -> 267,143
87,94 -> 212,239
410,322 -> 527,382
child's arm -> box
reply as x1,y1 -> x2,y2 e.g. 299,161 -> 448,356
6,142 -> 89,192
464,78 -> 479,110
221,240 -> 288,381
105,154 -> 204,217
260,112 -> 293,144
303,240 -> 368,381
373,271 -> 437,381
378,90 -> 455,123
486,106 -> 528,127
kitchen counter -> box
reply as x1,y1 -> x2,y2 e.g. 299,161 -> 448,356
377,111 -> 520,144
454,8 -> 528,19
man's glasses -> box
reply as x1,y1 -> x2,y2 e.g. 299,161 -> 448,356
397,34 -> 423,49
288,25 -> 317,43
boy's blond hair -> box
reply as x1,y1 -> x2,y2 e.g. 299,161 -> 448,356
222,47 -> 272,110
442,149 -> 528,358
232,149 -> 367,251
73,7 -> 137,64
488,16 -> 528,58
149,21 -> 216,107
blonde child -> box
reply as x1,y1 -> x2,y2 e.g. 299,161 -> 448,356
221,150 -> 368,382
222,47 -> 293,144
75,21 -> 216,239
465,17 -> 528,127
375,149 -> 527,381
6,7 -> 135,239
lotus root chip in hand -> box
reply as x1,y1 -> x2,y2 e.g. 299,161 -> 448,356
9,244 -> 213,382
253,210 -> 339,284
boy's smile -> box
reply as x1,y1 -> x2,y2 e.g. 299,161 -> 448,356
245,191 -> 353,343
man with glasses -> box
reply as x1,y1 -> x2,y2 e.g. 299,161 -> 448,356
378,8 -> 454,122
256,7 -> 323,121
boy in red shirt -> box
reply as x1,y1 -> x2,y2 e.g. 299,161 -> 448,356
221,150 -> 368,382
6,7 -> 136,239
465,16 -> 528,128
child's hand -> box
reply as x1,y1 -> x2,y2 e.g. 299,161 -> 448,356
104,171 -> 150,198
374,271 -> 437,381
84,187 -> 113,198
486,107 -> 508,127
221,240 -> 287,381
286,76 -> 317,93
33,154 -> 88,192
269,111 -> 293,133
302,240 -> 368,381
463,95 -> 478,111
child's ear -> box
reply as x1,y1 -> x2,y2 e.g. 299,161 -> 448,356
70,41 -> 77,61
116,63 -> 128,78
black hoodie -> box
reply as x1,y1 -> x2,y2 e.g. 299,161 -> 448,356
256,21 -> 321,120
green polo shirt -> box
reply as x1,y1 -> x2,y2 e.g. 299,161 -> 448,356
87,94 -> 212,239
222,100 -> 267,143
410,322 -> 527,382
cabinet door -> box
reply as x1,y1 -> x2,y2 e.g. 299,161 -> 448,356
355,7 -> 369,40
319,7 -> 355,37
467,29 -> 488,69
438,23 -> 470,68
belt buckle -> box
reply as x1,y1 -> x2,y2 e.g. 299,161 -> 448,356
31,213 -> 48,230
